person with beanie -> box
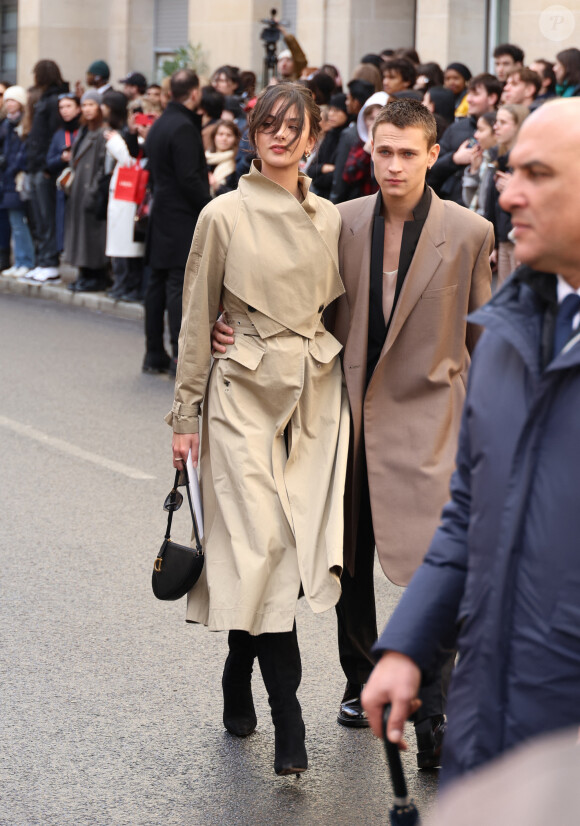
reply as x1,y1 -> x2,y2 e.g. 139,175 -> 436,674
64,89 -> 109,293
330,78 -> 374,203
444,63 -> 472,117
0,86 -> 36,278
308,92 -> 350,199
86,60 -> 112,97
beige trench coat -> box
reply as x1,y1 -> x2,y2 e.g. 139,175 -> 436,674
166,163 -> 350,635
329,190 -> 493,585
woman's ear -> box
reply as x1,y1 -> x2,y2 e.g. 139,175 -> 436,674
305,133 -> 317,157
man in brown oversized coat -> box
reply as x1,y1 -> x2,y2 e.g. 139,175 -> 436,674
327,98 -> 493,767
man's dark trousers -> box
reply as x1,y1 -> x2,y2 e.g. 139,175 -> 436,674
336,449 -> 454,724
144,267 -> 184,366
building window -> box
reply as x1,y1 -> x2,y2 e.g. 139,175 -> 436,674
0,1 -> 17,84
154,0 -> 188,78
486,0 -> 511,70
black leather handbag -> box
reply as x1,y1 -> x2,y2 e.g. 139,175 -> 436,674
152,466 -> 204,600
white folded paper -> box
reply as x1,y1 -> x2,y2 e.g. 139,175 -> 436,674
186,450 -> 204,539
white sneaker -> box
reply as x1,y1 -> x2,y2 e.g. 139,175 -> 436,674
18,267 -> 41,281
13,266 -> 32,278
32,266 -> 60,282
2,265 -> 18,276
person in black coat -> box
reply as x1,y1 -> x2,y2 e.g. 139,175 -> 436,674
428,73 -> 501,204
143,69 -> 211,374
26,60 -> 69,279
45,93 -> 81,254
308,93 -> 349,199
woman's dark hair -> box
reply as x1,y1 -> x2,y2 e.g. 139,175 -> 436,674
212,65 -> 239,86
81,102 -> 104,130
102,90 -> 128,130
200,85 -> 225,120
426,86 -> 455,124
352,62 -> 383,93
248,82 -> 321,151
33,59 -> 65,91
415,62 -> 444,91
212,118 -> 241,148
360,53 -> 383,72
556,48 -> 580,87
307,71 -> 335,105
394,48 -> 420,65
320,63 -> 341,86
238,71 -> 256,98
531,59 -> 556,94
478,110 -> 497,130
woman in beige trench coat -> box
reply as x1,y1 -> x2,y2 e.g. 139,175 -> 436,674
167,84 -> 350,776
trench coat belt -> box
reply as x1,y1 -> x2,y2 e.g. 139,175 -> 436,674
225,312 -> 296,337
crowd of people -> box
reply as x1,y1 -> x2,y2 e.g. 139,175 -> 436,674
5,29 -> 580,802
0,44 -> 577,299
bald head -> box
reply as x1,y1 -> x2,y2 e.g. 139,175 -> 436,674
520,96 -> 580,140
499,98 -> 580,285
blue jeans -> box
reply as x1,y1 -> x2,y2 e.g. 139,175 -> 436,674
29,171 -> 58,267
8,209 -> 35,269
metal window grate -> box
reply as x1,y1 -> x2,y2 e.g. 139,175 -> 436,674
154,0 -> 189,52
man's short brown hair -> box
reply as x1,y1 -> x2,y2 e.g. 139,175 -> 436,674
507,67 -> 542,97
372,98 -> 437,148
468,73 -> 503,103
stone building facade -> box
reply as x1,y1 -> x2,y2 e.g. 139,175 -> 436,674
3,0 -> 579,89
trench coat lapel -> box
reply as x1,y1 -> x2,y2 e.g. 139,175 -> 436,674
380,190 -> 445,359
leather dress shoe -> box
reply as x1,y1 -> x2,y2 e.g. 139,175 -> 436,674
337,682 -> 369,728
142,354 -> 171,375
415,714 -> 446,769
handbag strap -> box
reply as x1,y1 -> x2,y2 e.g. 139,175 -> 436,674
164,466 -> 203,552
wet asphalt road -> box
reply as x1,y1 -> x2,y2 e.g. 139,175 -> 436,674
0,294 -> 439,825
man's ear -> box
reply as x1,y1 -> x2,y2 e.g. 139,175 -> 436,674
428,142 -> 440,168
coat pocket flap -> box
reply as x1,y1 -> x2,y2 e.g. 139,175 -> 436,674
308,331 -> 343,364
551,600 -> 580,639
421,284 -> 458,299
213,335 -> 266,371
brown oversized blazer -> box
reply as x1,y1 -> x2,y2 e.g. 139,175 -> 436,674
329,188 -> 494,585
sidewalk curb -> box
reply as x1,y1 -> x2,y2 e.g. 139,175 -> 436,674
0,274 -> 144,322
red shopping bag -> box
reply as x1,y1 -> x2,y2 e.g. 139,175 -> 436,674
114,157 -> 149,204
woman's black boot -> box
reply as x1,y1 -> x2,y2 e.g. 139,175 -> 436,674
222,630 -> 257,737
254,624 -> 307,776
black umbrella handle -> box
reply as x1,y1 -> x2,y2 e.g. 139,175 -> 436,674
382,705 -> 409,801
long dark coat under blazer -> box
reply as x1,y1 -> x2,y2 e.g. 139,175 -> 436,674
145,101 -> 210,270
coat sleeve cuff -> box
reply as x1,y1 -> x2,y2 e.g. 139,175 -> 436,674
164,401 -> 200,434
